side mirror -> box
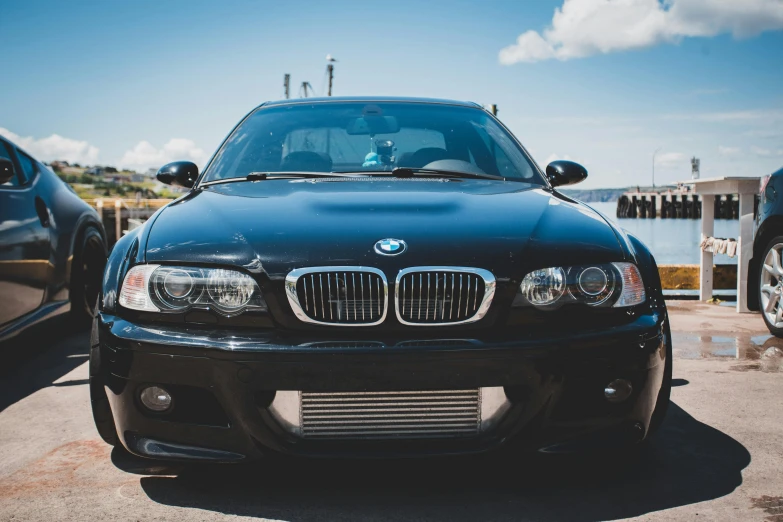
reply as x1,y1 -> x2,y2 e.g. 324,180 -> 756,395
0,157 -> 15,185
546,160 -> 587,187
156,161 -> 199,188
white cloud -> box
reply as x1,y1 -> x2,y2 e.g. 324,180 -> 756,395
751,146 -> 783,157
118,138 -> 208,171
0,127 -> 99,165
499,0 -> 783,64
718,145 -> 741,156
656,151 -> 687,167
663,109 -> 783,123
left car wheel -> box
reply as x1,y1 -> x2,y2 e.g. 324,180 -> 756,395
70,227 -> 106,328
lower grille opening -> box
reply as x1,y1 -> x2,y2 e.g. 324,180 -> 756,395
300,390 -> 480,439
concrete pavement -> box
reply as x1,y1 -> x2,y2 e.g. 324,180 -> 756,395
0,302 -> 781,521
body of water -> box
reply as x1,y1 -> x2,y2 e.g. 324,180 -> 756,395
589,201 -> 740,265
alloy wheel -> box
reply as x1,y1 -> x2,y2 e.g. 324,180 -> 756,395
760,242 -> 783,328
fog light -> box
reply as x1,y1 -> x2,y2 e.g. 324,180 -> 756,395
604,379 -> 632,403
140,386 -> 172,412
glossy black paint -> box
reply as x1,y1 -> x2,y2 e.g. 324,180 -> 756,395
546,160 -> 588,187
156,161 -> 199,188
0,136 -> 106,341
748,166 -> 783,311
96,97 -> 668,460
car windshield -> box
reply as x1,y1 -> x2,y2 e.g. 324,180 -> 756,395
201,101 -> 544,184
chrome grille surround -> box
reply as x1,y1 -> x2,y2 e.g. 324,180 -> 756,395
268,387 -> 510,440
285,266 -> 388,326
395,267 -> 496,326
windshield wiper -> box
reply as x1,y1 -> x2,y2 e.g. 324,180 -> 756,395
200,172 -> 356,187
332,168 -> 504,180
390,167 -> 504,181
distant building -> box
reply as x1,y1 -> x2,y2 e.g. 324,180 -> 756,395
86,167 -> 105,176
50,160 -> 70,170
145,168 -> 158,178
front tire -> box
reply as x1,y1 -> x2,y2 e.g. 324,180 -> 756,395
647,318 -> 672,436
759,236 -> 783,337
89,314 -> 118,446
70,227 -> 107,328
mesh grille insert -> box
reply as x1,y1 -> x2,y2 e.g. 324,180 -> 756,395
300,389 -> 480,439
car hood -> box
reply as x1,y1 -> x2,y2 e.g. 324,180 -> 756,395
144,179 -> 627,280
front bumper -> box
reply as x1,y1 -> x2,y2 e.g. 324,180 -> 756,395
96,311 -> 668,461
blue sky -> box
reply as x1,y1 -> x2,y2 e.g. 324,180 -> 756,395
1,0 -> 781,188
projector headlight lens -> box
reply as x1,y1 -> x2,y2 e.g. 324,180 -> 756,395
578,267 -> 608,296
163,269 -> 194,299
120,265 -> 266,315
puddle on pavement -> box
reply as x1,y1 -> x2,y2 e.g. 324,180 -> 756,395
672,331 -> 783,372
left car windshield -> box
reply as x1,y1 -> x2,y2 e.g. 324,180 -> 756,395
201,102 -> 543,184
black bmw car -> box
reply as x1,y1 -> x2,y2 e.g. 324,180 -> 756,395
92,97 -> 671,461
0,136 -> 107,341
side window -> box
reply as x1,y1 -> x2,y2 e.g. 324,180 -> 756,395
16,151 -> 37,185
0,142 -> 21,187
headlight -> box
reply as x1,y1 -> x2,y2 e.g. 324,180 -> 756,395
119,265 -> 267,315
517,262 -> 645,309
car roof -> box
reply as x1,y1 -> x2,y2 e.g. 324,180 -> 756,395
261,96 -> 484,109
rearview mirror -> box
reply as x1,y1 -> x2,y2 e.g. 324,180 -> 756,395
0,157 -> 15,185
156,161 -> 198,188
546,160 -> 587,187
346,115 -> 400,135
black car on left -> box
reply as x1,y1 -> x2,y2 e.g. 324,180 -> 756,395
0,136 -> 107,341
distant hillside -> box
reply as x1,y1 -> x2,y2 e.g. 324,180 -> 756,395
559,186 -> 677,203
558,188 -> 627,203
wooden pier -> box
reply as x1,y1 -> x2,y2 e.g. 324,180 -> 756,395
615,189 -> 747,219
87,198 -> 172,247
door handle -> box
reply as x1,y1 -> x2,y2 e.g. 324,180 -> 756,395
35,196 -> 50,227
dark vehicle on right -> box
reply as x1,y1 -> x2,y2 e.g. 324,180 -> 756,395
751,167 -> 783,336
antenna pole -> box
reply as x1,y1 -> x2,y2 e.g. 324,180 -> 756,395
327,64 -> 334,96
652,147 -> 661,189
283,74 -> 290,99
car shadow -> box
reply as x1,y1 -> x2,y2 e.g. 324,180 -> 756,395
0,316 -> 90,413
135,402 -> 750,521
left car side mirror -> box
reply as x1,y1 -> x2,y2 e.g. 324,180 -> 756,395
156,161 -> 199,188
0,157 -> 15,184
546,160 -> 587,188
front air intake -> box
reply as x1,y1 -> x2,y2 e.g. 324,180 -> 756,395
300,389 -> 481,439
